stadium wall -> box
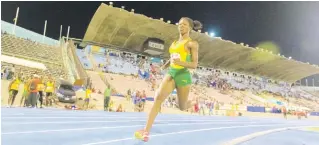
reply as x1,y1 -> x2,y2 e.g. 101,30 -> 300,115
69,40 -> 89,87
1,20 -> 59,46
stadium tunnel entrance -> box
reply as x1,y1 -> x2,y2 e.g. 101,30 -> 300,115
142,38 -> 165,56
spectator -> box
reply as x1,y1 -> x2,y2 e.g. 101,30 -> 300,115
7,74 -> 22,107
141,90 -> 147,109
27,74 -> 41,108
127,89 -> 132,102
83,86 -> 92,111
104,85 -> 112,111
116,104 -> 124,112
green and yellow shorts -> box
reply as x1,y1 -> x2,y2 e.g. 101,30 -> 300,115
167,67 -> 192,87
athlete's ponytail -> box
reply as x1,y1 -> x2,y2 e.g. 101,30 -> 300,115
182,17 -> 203,31
193,20 -> 203,31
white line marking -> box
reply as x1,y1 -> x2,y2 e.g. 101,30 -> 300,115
2,116 -> 255,121
2,113 -> 25,115
1,121 -> 258,135
2,116 -> 146,119
2,120 -> 255,125
2,120 -> 251,125
81,124 -> 302,145
1,114 -> 136,117
222,125 -> 319,145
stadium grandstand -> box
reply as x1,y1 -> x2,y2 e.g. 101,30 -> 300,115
2,2 -> 319,145
2,1 -> 319,116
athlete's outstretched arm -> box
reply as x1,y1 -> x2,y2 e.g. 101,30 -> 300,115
172,40 -> 199,69
161,59 -> 170,70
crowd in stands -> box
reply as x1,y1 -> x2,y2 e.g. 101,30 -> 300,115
76,46 -> 319,113
2,30 -> 318,116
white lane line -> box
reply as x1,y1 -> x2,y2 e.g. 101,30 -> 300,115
2,116 -> 253,121
1,121 -> 258,135
222,125 -> 319,145
1,113 -> 25,115
1,114 -> 140,117
81,124 -> 301,145
2,116 -> 146,119
2,120 -> 254,125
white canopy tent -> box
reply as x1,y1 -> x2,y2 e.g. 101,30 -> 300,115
1,55 -> 47,70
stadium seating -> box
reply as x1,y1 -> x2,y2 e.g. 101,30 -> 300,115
1,33 -> 67,79
75,45 -> 319,112
1,34 -> 62,64
75,49 -> 93,70
1,62 -> 66,80
4,30 -> 317,114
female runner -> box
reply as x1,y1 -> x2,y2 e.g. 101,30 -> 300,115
135,17 -> 202,142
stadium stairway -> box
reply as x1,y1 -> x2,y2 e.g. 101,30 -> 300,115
230,90 -> 264,106
206,87 -> 236,104
103,73 -> 155,98
86,71 -> 107,92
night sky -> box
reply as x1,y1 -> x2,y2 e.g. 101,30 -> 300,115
2,1 -> 319,67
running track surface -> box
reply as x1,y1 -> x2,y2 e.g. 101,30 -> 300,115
2,108 -> 319,145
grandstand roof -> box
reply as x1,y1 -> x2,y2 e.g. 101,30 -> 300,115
83,3 -> 319,83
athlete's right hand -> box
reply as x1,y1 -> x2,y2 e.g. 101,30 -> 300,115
160,66 -> 165,71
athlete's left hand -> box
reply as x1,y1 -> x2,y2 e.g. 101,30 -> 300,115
171,58 -> 181,65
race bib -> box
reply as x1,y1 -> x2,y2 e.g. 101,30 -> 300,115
170,53 -> 181,59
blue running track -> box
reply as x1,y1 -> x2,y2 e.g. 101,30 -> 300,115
2,108 -> 319,145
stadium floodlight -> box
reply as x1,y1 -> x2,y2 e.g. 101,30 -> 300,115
12,7 -> 19,35
59,25 -> 62,40
210,32 -> 215,37
66,26 -> 70,41
42,20 -> 47,43
167,20 -> 171,24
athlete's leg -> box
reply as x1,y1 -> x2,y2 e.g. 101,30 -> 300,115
176,85 -> 191,111
45,92 -> 49,106
174,68 -> 192,111
8,90 -> 13,106
10,91 -> 18,106
135,75 -> 175,141
144,75 -> 175,132
39,91 -> 43,108
20,91 -> 26,107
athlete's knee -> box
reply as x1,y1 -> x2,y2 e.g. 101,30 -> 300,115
154,90 -> 166,103
179,106 -> 187,111
179,101 -> 191,111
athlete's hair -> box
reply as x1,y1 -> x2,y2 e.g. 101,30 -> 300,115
181,17 -> 203,31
